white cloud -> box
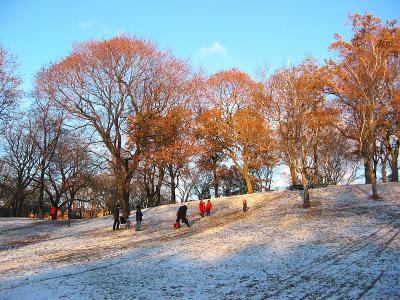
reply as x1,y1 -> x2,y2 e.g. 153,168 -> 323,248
77,20 -> 93,29
76,21 -> 114,37
198,41 -> 228,58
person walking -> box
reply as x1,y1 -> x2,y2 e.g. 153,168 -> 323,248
176,205 -> 190,227
199,199 -> 206,217
50,206 -> 56,220
205,199 -> 213,216
135,205 -> 143,231
113,204 -> 120,230
243,199 -> 248,212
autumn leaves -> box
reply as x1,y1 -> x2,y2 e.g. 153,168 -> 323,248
33,13 -> 399,211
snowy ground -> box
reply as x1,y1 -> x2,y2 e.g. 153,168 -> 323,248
0,183 -> 399,299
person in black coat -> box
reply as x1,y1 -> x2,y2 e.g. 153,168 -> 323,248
176,205 -> 190,227
135,205 -> 143,231
113,204 -> 120,230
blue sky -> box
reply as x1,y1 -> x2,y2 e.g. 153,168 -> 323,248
1,0 -> 399,92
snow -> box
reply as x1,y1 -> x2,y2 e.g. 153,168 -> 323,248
0,183 -> 399,299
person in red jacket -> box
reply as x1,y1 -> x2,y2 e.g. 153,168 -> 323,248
205,199 -> 213,216
50,206 -> 56,220
199,199 -> 206,217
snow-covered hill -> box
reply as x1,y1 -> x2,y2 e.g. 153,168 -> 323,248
0,183 -> 399,299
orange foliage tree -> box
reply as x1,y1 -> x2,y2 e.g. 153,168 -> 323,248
263,58 -> 333,207
200,69 -> 276,194
327,13 -> 400,198
158,107 -> 197,203
128,106 -> 197,204
35,36 -> 193,216
195,107 -> 226,198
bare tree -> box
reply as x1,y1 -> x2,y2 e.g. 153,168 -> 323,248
264,58 -> 331,207
36,36 -> 193,217
0,46 -> 21,125
41,132 -> 93,220
31,98 -> 64,218
2,119 -> 39,216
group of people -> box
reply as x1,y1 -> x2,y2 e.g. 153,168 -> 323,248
198,199 -> 213,217
174,199 -> 213,229
112,198 -> 249,231
112,204 -> 143,231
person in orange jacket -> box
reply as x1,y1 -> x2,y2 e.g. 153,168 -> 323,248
199,199 -> 206,217
205,199 -> 213,216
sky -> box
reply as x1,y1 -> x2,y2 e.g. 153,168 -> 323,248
1,0 -> 399,93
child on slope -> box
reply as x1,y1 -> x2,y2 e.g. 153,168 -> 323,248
205,199 -> 213,216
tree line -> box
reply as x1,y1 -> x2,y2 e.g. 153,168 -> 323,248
0,13 -> 399,218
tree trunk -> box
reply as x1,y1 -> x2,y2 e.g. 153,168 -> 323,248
115,179 -> 130,217
289,162 -> 298,186
114,158 -> 132,218
242,157 -> 253,194
15,184 -> 24,217
381,157 -> 387,183
16,199 -> 24,217
243,173 -> 254,194
391,140 -> 399,182
115,179 -> 129,215
213,167 -> 219,198
312,143 -> 319,184
168,166 -> 176,204
373,156 -> 378,181
364,159 -> 372,184
11,202 -> 17,218
154,166 -> 164,206
301,166 -> 311,208
38,162 -> 45,219
301,140 -> 311,208
170,177 -> 176,203
67,203 -> 72,227
365,158 -> 379,199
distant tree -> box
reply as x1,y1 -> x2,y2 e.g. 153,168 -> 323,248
41,133 -> 93,219
87,173 -> 119,215
219,166 -> 247,196
191,168 -> 212,200
0,161 -> 15,216
251,164 -> 275,192
135,159 -> 165,207
63,140 -> 96,223
176,167 -> 196,202
30,97 -> 64,218
317,127 -> 361,185
2,119 -> 39,216
0,46 -> 21,125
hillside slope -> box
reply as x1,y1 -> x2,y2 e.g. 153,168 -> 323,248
0,183 -> 399,299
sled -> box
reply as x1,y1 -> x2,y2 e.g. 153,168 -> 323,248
119,216 -> 132,229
